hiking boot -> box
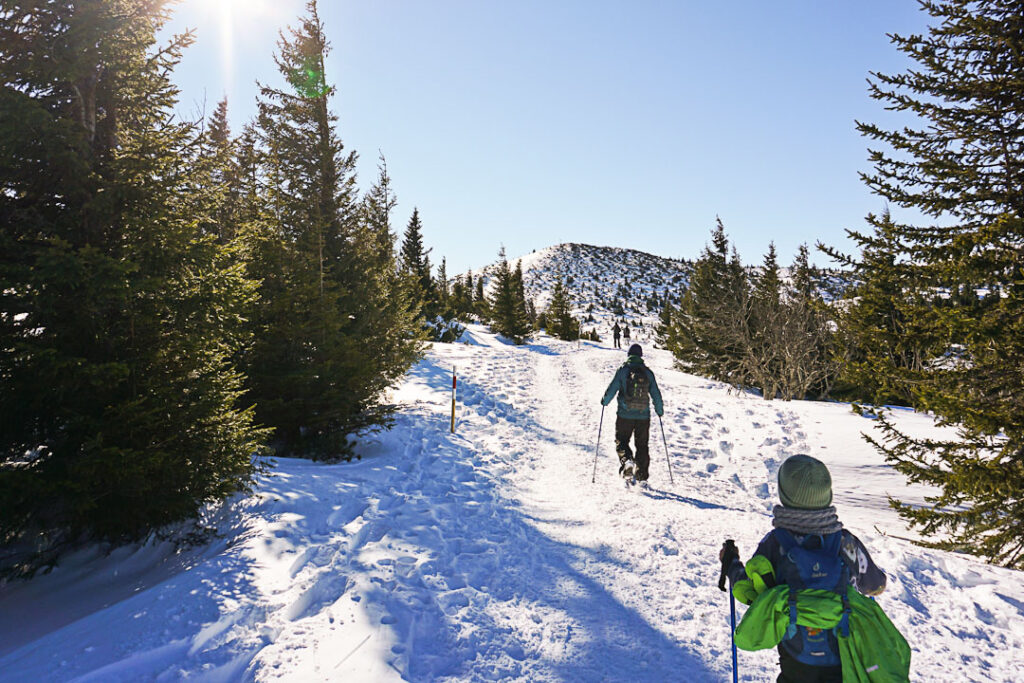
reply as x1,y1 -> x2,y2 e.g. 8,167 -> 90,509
619,460 -> 634,479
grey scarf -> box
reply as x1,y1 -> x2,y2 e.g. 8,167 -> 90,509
772,505 -> 843,535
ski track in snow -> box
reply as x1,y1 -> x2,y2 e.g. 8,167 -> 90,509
1,326 -> 1022,682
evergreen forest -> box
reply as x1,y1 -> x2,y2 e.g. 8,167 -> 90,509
2,0 -> 1022,579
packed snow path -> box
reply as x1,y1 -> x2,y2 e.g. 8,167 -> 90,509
1,326 -> 1022,682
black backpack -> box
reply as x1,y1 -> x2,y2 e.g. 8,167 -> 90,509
623,364 -> 651,411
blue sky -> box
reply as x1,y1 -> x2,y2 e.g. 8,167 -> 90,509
165,1 -> 928,275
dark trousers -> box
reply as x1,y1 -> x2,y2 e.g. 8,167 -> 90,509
776,648 -> 842,683
615,416 -> 650,480
613,335 -> 621,348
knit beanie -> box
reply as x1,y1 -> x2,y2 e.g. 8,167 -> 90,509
777,454 -> 833,510
627,343 -> 642,357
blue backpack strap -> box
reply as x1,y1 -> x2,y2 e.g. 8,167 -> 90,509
773,527 -> 796,553
838,590 -> 851,637
785,589 -> 799,640
773,530 -> 802,639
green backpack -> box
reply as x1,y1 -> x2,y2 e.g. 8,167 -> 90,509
735,584 -> 911,682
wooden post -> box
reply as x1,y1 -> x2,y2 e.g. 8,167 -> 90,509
450,366 -> 457,433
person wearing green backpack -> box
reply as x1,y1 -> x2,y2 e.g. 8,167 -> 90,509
719,454 -> 910,682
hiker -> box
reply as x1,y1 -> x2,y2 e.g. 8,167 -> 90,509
600,343 -> 664,483
622,323 -> 631,344
612,322 -> 621,349
720,454 -> 898,683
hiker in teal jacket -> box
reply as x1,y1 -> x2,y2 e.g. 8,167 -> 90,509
600,344 -> 664,482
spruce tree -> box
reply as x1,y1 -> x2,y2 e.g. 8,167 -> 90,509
0,0 -> 265,575
546,270 -> 579,341
655,301 -> 676,350
488,249 -> 530,343
196,98 -> 240,244
778,245 -> 837,400
853,0 -> 1024,567
748,243 -> 783,399
511,260 -> 532,336
247,1 -> 413,458
436,257 -> 450,314
474,273 -> 488,321
399,207 -> 435,320
670,219 -> 749,383
358,156 -> 424,384
821,211 -> 939,404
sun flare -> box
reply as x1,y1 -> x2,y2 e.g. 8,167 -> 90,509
182,0 -> 289,105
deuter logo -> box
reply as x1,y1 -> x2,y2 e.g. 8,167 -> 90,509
811,561 -> 828,579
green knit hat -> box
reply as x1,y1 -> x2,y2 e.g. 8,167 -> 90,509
777,454 -> 833,509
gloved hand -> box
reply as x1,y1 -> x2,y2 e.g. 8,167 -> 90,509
717,540 -> 739,593
732,579 -> 758,605
719,540 -> 739,564
743,554 -> 776,601
656,408 -> 664,418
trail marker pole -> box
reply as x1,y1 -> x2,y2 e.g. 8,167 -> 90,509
450,367 -> 457,433
658,415 -> 674,485
591,405 -> 605,483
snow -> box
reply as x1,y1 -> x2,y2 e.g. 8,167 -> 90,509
2,325 -> 1023,682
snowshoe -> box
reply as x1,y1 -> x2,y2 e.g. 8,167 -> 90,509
620,461 -> 634,479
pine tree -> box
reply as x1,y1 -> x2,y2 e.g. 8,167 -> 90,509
821,210 -> 939,404
246,1 -> 414,458
452,272 -> 473,320
0,0 -> 266,575
747,243 -> 784,399
357,155 -> 424,382
669,219 -> 749,383
488,249 -> 530,343
474,272 -> 488,321
777,245 -> 837,400
511,260 -> 532,337
853,0 -> 1024,567
196,98 -> 240,244
546,270 -> 578,341
436,257 -> 450,313
655,301 -> 676,350
399,208 -> 436,321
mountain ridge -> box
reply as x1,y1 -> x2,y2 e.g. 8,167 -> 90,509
464,242 -> 692,340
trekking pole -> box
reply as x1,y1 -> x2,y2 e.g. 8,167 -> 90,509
658,415 -> 674,485
718,539 -> 739,683
728,588 -> 738,683
591,405 -> 605,484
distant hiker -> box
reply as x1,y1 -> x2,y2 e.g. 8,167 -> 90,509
720,455 -> 910,683
600,343 -> 664,483
612,322 -> 621,349
622,324 -> 631,344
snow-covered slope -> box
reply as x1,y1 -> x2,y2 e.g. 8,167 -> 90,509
1,327 -> 1021,682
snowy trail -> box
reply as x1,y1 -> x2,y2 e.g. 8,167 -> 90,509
1,326 -> 1023,682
